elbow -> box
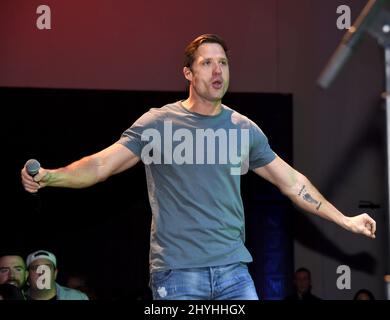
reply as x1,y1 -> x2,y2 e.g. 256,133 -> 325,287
280,172 -> 308,199
92,156 -> 111,184
96,172 -> 109,184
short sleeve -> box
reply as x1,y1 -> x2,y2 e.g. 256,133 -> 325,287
248,121 -> 276,170
117,111 -> 157,157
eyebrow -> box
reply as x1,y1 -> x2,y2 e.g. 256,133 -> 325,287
200,56 -> 228,61
0,265 -> 25,269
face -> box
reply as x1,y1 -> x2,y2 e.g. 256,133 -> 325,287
28,258 -> 57,291
0,256 -> 28,288
295,271 -> 311,294
184,42 -> 229,104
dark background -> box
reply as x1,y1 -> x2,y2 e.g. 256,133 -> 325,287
1,87 -> 293,299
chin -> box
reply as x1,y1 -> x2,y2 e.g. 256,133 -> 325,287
210,97 -> 223,103
213,92 -> 226,100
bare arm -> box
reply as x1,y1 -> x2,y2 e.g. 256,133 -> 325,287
21,143 -> 140,192
253,156 -> 376,238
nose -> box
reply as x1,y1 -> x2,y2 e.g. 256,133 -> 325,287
213,62 -> 222,75
8,268 -> 16,279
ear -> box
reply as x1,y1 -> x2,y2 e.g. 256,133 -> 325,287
183,67 -> 193,82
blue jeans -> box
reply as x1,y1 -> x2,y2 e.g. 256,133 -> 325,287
149,263 -> 259,300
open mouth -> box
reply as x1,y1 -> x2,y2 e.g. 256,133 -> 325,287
211,79 -> 223,89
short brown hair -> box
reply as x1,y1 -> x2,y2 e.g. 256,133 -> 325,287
183,34 -> 228,68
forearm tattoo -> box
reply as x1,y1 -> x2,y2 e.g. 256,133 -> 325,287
298,185 -> 322,210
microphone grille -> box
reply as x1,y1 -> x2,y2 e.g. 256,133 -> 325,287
25,159 -> 41,176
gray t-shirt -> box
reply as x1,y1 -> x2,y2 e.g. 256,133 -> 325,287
118,101 -> 276,272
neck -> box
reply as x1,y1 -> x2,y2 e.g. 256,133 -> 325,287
28,287 -> 56,300
182,96 -> 222,116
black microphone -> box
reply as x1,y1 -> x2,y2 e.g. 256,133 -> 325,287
25,159 -> 41,177
24,159 -> 42,210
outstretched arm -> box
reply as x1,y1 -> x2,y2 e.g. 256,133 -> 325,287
253,156 -> 376,238
21,143 -> 140,192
